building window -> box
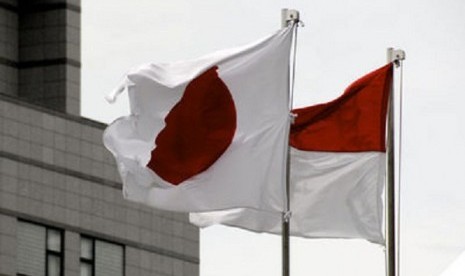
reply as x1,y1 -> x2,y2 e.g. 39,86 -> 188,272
46,229 -> 63,276
80,236 -> 124,276
17,221 -> 63,276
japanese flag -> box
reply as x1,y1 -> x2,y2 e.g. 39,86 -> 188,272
103,26 -> 294,212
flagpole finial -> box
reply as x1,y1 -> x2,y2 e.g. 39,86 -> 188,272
281,9 -> 300,28
387,48 -> 406,67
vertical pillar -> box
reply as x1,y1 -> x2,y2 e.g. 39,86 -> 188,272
0,0 -> 19,96
18,0 -> 81,115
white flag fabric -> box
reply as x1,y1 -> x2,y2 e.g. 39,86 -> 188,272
190,63 -> 393,244
103,26 -> 294,212
440,251 -> 465,276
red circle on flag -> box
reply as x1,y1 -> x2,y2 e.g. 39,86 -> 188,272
147,66 -> 237,185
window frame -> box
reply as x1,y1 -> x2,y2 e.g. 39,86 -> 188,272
80,235 -> 125,276
80,236 -> 96,276
45,227 -> 64,276
16,220 -> 64,276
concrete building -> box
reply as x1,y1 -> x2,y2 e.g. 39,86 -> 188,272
0,1 -> 199,275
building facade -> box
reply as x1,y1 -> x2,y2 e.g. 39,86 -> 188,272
0,1 -> 199,275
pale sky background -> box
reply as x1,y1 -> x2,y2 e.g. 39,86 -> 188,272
81,1 -> 465,275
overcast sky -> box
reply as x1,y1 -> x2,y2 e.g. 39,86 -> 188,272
82,0 -> 465,275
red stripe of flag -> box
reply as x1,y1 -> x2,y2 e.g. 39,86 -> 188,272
290,63 -> 393,152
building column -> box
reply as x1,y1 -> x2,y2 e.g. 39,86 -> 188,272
18,0 -> 81,115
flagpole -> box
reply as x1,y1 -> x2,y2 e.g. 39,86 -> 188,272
386,48 -> 405,276
281,9 -> 300,276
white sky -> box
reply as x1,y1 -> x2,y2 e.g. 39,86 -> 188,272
81,1 -> 465,275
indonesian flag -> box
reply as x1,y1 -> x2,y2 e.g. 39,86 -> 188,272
190,63 -> 393,244
103,26 -> 294,212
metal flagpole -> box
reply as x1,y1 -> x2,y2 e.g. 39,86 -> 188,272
281,9 -> 300,276
386,48 -> 405,276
